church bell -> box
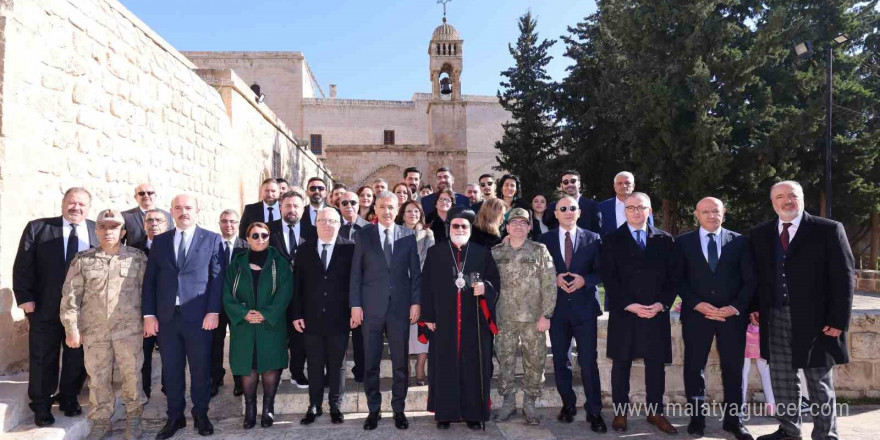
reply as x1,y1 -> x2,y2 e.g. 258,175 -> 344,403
439,77 -> 452,95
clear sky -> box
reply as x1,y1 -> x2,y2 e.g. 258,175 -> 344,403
120,0 -> 596,101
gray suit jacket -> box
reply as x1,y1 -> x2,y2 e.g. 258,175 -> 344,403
340,216 -> 369,241
349,224 -> 422,322
122,206 -> 173,249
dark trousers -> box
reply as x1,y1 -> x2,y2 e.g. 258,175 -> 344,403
362,317 -> 409,412
549,307 -> 602,414
210,310 -> 230,384
157,312 -> 213,418
27,317 -> 86,412
304,333 -> 348,408
286,318 -> 307,379
351,326 -> 364,381
682,312 -> 746,420
142,335 -> 158,393
611,358 -> 665,416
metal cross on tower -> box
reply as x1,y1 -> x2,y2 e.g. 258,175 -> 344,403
437,0 -> 451,22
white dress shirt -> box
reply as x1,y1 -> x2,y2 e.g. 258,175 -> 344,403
558,224 -> 577,252
146,238 -> 153,250
317,238 -> 335,269
378,223 -> 395,253
263,201 -> 279,223
777,212 -> 803,243
308,204 -> 326,225
699,227 -> 723,263
615,197 -> 627,228
282,221 -> 301,252
627,223 -> 648,244
62,218 -> 90,256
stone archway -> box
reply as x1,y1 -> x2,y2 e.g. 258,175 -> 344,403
356,164 -> 403,190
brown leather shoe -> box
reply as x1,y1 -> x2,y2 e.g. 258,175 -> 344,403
612,415 -> 627,432
647,415 -> 678,435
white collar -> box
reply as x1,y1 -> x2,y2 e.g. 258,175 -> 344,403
378,222 -> 395,237
62,217 -> 84,230
699,226 -> 722,239
317,237 -> 335,248
627,223 -> 648,234
263,201 -> 278,209
777,212 -> 803,228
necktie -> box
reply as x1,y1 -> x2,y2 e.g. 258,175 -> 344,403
177,231 -> 187,267
383,229 -> 393,266
636,230 -> 646,250
780,222 -> 792,252
267,207 -> 274,223
321,244 -> 330,270
66,224 -> 79,263
225,240 -> 233,263
707,233 -> 718,272
564,231 -> 573,270
288,224 -> 297,256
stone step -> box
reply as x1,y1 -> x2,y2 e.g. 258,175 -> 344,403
0,374 -> 29,432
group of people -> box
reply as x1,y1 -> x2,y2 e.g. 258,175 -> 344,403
12,165 -> 854,440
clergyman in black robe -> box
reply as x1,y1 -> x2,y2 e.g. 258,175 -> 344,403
421,208 -> 500,429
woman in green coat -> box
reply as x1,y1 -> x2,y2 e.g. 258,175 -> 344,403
222,222 -> 293,429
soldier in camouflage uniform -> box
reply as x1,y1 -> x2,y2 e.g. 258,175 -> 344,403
491,207 -> 557,425
60,209 -> 148,440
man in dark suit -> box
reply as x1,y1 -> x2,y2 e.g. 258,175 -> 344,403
350,191 -> 422,431
140,209 -> 171,400
269,191 -> 313,388
597,171 -> 654,236
538,195 -> 607,432
292,208 -> 355,425
238,178 -> 281,238
122,183 -> 173,248
13,187 -> 97,426
339,191 -> 369,241
600,192 -> 680,435
677,197 -> 755,440
750,181 -> 854,440
421,166 -> 470,217
302,177 -> 330,229
544,170 -> 601,234
142,194 -> 224,438
210,209 -> 249,397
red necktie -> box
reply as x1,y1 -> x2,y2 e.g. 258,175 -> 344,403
780,222 -> 792,252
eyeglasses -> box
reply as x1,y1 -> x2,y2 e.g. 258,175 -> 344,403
450,224 -> 470,230
479,181 -> 495,187
339,200 -> 357,207
220,219 -> 239,224
250,232 -> 270,240
309,186 -> 326,192
145,218 -> 166,224
557,205 -> 579,212
437,198 -> 453,204
625,205 -> 650,213
137,191 -> 155,197
316,219 -> 340,225
562,178 -> 578,185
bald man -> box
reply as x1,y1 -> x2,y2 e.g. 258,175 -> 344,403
676,197 -> 755,439
142,194 -> 225,438
123,183 -> 173,248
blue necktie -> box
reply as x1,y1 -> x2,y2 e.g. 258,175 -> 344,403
635,230 -> 646,250
707,233 -> 718,272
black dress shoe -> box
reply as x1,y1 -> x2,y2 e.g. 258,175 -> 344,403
723,420 -> 755,440
193,414 -> 214,436
363,411 -> 380,430
209,383 -> 219,397
58,400 -> 82,417
330,407 -> 344,424
155,417 -> 186,440
300,406 -> 323,425
587,413 -> 607,433
757,428 -> 802,440
466,421 -> 482,430
393,411 -> 409,429
688,416 -> 705,436
34,410 -> 55,427
437,421 -> 450,429
557,405 -> 576,423
144,388 -> 152,400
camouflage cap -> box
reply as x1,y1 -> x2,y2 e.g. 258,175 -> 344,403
95,209 -> 124,226
508,207 -> 530,222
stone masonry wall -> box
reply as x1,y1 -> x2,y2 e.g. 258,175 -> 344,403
0,0 -> 329,374
856,270 -> 880,293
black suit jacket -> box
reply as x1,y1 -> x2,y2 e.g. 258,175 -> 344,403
239,201 -> 281,239
749,212 -> 854,368
543,196 -> 601,234
268,221 -> 316,265
676,228 -> 755,315
122,206 -> 173,248
349,224 -> 422,321
13,217 -> 98,321
291,236 -> 355,335
539,227 -> 603,318
600,223 -> 680,362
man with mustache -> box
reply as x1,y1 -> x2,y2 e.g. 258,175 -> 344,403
403,167 -> 422,202
142,194 -> 225,438
13,187 -> 97,426
239,178 -> 281,238
420,167 -> 470,217
302,177 -> 330,229
339,191 -> 369,241
750,181 -> 854,440
543,170 -> 601,234
123,183 -> 173,249
140,209 -> 171,401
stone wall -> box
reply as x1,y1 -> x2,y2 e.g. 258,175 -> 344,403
0,0 -> 329,375
856,270 -> 880,293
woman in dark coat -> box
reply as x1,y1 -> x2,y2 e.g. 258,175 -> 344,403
222,222 -> 294,429
426,188 -> 456,243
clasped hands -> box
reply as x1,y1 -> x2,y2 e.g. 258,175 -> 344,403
695,302 -> 738,322
625,302 -> 664,319
556,273 -> 585,293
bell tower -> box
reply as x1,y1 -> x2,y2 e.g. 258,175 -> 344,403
427,12 -> 468,192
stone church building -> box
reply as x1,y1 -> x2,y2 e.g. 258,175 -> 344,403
183,19 -> 509,191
